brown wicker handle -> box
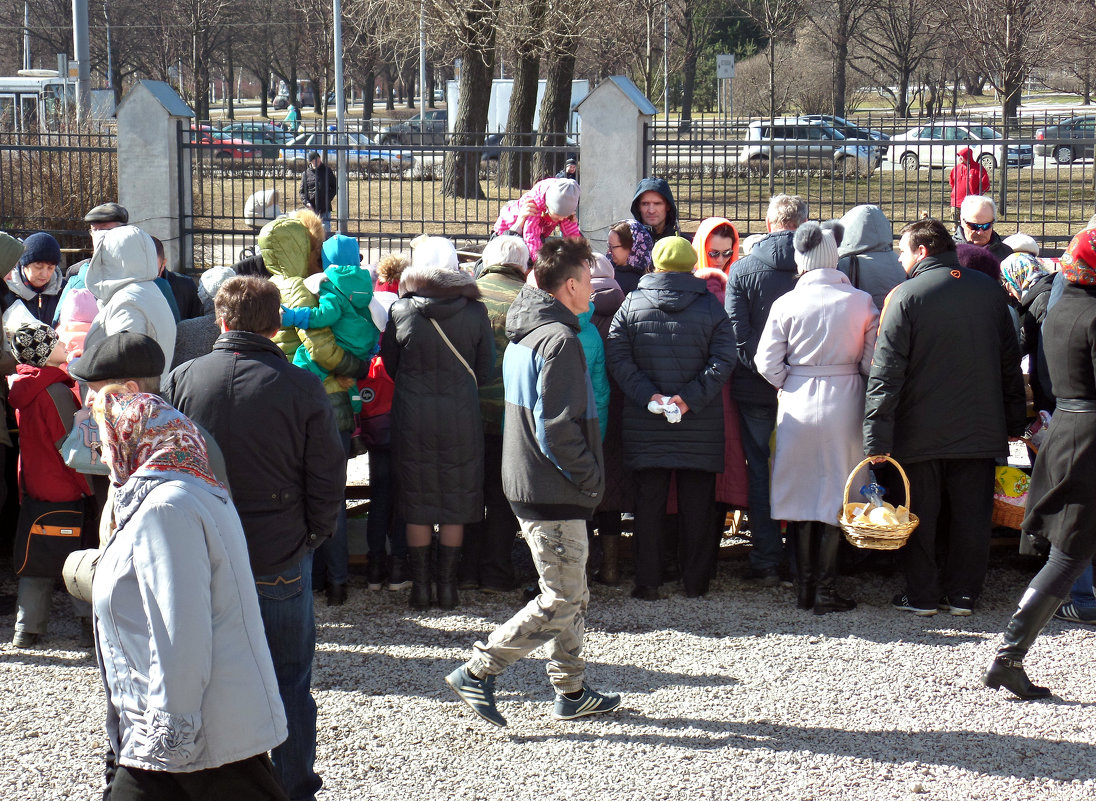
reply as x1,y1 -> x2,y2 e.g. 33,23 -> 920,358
842,456 -> 912,510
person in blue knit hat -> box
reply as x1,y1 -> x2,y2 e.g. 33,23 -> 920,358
2,232 -> 64,324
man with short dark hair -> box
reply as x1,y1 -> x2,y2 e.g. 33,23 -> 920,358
725,194 -> 808,585
150,235 -> 202,320
163,275 -> 343,801
446,238 -> 620,728
299,151 -> 337,234
865,218 -> 1025,617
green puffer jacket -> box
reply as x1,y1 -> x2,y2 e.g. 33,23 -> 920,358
258,216 -> 366,432
476,264 -> 526,435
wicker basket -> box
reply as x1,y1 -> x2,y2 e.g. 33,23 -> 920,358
992,497 -> 1026,530
837,456 -> 920,550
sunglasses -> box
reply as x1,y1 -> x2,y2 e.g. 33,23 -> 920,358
963,219 -> 994,231
707,249 -> 735,259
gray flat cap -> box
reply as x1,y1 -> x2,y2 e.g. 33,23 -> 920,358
84,202 -> 129,224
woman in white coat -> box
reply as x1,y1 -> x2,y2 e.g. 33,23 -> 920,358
91,390 -> 288,799
755,222 -> 879,614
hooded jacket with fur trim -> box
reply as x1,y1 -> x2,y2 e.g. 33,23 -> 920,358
381,267 -> 494,523
82,226 -> 176,386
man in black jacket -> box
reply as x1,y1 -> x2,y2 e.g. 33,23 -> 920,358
446,238 -> 619,728
163,275 -> 343,801
725,194 -> 807,584
630,177 -> 681,241
953,195 -> 1013,263
299,150 -> 337,234
865,219 -> 1025,617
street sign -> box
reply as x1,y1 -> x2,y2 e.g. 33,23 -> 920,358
716,54 -> 735,80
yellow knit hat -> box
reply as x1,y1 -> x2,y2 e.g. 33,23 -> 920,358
652,236 -> 697,273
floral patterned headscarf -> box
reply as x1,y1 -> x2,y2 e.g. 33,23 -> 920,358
1060,228 -> 1096,287
607,219 -> 654,278
92,391 -> 221,489
1000,251 -> 1049,300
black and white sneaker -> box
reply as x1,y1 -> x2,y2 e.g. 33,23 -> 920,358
552,685 -> 622,720
445,666 -> 507,727
892,593 -> 938,617
938,595 -> 974,616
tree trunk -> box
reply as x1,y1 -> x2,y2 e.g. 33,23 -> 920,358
895,69 -> 910,118
427,63 -> 436,109
833,33 -> 848,118
363,70 -> 375,120
226,47 -> 235,120
680,3 -> 696,130
442,28 -> 498,199
768,35 -> 776,196
195,60 -> 211,121
259,73 -> 270,118
501,48 -> 540,189
532,46 -> 575,180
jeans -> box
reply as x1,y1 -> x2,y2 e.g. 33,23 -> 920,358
737,402 -> 782,572
1070,565 -> 1096,609
313,432 -> 350,588
901,458 -> 995,607
469,518 -> 589,694
365,447 -> 407,561
15,576 -> 90,635
255,551 -> 320,801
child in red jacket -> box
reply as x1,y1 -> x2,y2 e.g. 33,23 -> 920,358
9,321 -> 93,648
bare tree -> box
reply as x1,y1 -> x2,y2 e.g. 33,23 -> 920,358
677,0 -> 723,126
497,0 -> 548,188
806,0 -> 876,117
853,0 -> 944,117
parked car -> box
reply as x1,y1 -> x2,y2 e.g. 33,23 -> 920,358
477,132 -> 578,165
737,117 -> 881,176
277,131 -> 414,172
891,122 -> 1034,171
1034,116 -> 1096,164
217,121 -> 292,159
376,110 -> 448,146
800,114 -> 890,156
191,124 -> 256,160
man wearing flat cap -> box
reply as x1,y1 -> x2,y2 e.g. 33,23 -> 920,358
299,151 -> 337,234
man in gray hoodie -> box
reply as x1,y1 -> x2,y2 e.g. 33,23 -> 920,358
445,238 -> 620,728
835,204 -> 906,311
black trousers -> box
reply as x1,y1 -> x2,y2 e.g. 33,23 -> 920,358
633,468 -> 717,593
107,753 -> 288,801
462,433 -> 519,589
901,457 -> 995,607
1030,545 -> 1096,598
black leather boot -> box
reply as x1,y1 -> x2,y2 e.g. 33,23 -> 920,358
982,589 -> 1062,699
598,534 -> 621,586
408,545 -> 432,610
794,522 -> 815,610
436,545 -> 462,610
813,524 -> 856,615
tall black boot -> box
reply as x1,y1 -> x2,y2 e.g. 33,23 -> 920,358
794,522 -> 815,610
408,545 -> 432,610
813,524 -> 856,615
436,545 -> 462,610
982,589 -> 1063,699
598,534 -> 621,586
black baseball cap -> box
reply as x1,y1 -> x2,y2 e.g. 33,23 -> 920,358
70,331 -> 165,382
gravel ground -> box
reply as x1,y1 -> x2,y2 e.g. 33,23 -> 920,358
2,520 -> 1094,800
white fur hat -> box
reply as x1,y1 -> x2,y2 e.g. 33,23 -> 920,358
412,236 -> 458,272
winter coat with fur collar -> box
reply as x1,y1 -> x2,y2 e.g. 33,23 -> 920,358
381,267 -> 495,523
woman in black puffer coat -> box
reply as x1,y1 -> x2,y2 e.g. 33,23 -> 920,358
606,237 -> 736,600
381,242 -> 494,610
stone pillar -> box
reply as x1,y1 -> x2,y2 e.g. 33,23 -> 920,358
116,81 -> 195,271
575,76 -> 657,252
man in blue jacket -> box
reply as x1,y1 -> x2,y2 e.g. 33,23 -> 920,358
725,194 -> 807,585
446,238 -> 620,727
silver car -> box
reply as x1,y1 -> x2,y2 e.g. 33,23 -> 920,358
738,117 -> 880,176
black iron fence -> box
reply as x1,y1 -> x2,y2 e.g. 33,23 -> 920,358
647,111 -> 1096,250
181,121 -> 578,270
0,128 -> 117,262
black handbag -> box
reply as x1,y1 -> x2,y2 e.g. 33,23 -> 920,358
13,495 -> 86,578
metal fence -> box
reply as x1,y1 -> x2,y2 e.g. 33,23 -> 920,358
181,121 -> 578,269
0,128 -> 117,261
646,111 -> 1096,250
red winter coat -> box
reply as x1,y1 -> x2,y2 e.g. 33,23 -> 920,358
949,147 -> 990,209
8,365 -> 91,502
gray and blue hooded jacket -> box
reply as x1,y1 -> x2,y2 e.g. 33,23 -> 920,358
502,284 -> 604,521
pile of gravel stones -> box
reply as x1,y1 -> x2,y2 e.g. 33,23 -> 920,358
3,527 -> 1094,800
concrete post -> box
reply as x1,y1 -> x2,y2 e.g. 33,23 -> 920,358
575,76 -> 657,252
116,81 -> 195,271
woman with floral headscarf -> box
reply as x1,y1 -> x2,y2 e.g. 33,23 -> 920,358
90,390 -> 289,799
606,219 -> 654,294
983,228 -> 1096,701
1000,234 -> 1056,411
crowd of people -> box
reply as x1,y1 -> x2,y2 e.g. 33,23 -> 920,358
2,170 -> 1095,797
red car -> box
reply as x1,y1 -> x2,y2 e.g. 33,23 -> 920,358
191,124 -> 256,160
